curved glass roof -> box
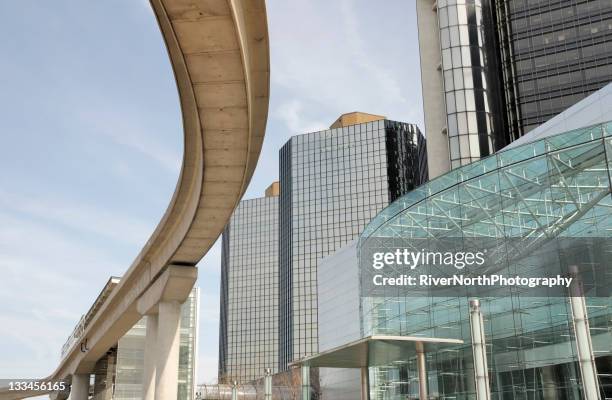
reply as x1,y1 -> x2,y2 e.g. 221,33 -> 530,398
361,121 -> 612,241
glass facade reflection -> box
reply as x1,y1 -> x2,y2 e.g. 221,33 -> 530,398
498,0 -> 612,138
279,119 -> 428,370
360,122 -> 612,399
438,0 -> 502,168
421,0 -> 612,173
317,241 -> 362,400
219,195 -> 279,383
113,288 -> 199,400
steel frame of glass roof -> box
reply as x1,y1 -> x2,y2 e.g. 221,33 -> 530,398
361,121 -> 612,247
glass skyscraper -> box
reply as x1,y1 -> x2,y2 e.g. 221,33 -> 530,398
436,0 -> 504,168
418,0 -> 612,177
497,0 -> 612,137
278,113 -> 428,370
218,184 -> 280,383
112,288 -> 199,400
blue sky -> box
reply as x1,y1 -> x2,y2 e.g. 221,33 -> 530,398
0,0 -> 422,383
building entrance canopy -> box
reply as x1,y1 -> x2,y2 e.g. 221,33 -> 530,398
289,335 -> 463,368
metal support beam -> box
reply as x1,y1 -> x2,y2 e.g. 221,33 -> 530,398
469,299 -> 490,400
360,367 -> 370,400
416,342 -> 428,400
264,369 -> 272,400
231,381 -> 237,400
301,365 -> 310,400
569,266 -> 601,400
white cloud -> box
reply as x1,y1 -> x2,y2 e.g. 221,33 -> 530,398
268,0 -> 422,126
0,191 -> 153,247
0,212 -> 125,377
76,107 -> 181,174
0,313 -> 67,376
338,0 -> 411,112
275,99 -> 327,134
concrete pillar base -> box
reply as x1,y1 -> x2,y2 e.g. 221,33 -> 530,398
69,374 -> 89,400
301,365 -> 310,400
143,314 -> 159,400
154,301 -> 182,400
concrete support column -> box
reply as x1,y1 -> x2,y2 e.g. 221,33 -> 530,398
135,265 -> 197,400
143,314 -> 158,400
154,301 -> 182,400
360,367 -> 370,400
301,365 -> 310,400
231,381 -> 238,400
264,368 -> 272,400
469,299 -> 491,400
69,374 -> 89,400
569,266 -> 600,400
416,342 -> 428,400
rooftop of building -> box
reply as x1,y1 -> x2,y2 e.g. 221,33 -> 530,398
265,181 -> 279,197
237,181 -> 280,204
329,111 -> 386,129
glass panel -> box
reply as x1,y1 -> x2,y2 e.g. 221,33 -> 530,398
498,140 -> 546,166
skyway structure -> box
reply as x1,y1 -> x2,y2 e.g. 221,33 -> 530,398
0,0 -> 270,399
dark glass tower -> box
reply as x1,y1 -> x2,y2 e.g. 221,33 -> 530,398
496,0 -> 612,138
218,185 -> 279,383
278,113 -> 428,370
418,0 -> 612,177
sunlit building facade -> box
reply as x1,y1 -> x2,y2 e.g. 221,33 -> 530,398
417,0 -> 612,177
219,184 -> 280,383
278,113 -> 428,370
317,241 -> 362,400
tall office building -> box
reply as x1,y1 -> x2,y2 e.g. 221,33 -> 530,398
417,0 -> 612,177
218,183 -> 280,383
278,112 -> 428,370
85,287 -> 199,400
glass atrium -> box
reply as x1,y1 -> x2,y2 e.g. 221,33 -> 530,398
359,122 -> 612,399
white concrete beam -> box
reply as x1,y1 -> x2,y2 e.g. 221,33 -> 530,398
137,265 -> 197,316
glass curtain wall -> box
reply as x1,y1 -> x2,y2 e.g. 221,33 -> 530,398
219,196 -> 279,383
360,122 -> 612,399
279,120 -> 427,370
113,288 -> 199,400
437,0 -> 502,168
497,0 -> 612,137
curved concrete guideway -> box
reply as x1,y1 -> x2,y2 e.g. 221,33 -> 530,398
0,0 -> 270,399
